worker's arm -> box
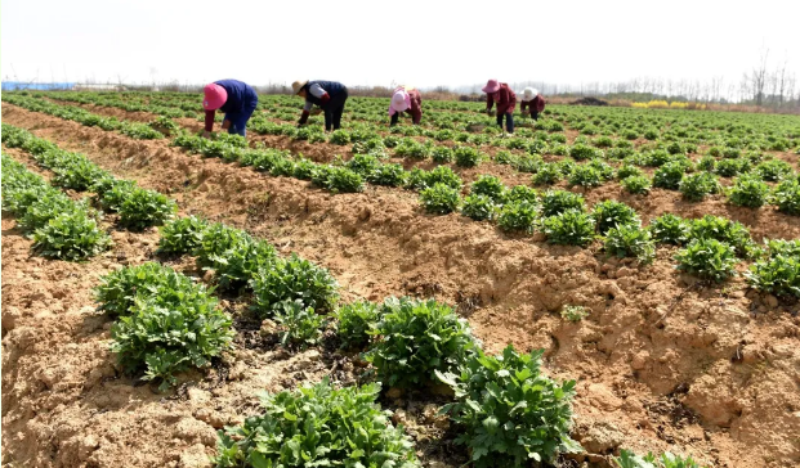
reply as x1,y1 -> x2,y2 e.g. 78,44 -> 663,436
390,112 -> 399,126
308,83 -> 331,106
486,93 -> 495,113
204,110 -> 215,132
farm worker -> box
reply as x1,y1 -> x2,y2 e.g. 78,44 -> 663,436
388,86 -> 423,126
203,79 -> 259,137
520,87 -> 546,121
483,79 -> 517,134
292,80 -> 349,131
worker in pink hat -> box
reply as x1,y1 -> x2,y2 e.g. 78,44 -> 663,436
202,79 -> 259,137
388,86 -> 423,126
482,79 -> 517,134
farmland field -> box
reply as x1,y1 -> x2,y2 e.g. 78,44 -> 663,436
2,90 -> 800,468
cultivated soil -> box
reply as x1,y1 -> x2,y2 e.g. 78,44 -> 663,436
2,104 -> 800,468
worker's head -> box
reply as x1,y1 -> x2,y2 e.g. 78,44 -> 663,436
203,83 -> 227,111
482,79 -> 500,94
523,87 -> 538,101
292,80 -> 309,98
390,89 -> 410,114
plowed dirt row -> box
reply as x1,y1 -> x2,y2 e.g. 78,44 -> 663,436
3,105 -> 800,468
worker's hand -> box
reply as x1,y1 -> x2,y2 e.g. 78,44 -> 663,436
221,120 -> 231,130
202,131 -> 212,138
486,108 -> 493,116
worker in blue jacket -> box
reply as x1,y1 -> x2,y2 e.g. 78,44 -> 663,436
291,80 -> 349,131
202,79 -> 259,137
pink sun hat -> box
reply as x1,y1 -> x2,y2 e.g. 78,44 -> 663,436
482,79 -> 500,94
203,83 -> 228,110
389,89 -> 410,115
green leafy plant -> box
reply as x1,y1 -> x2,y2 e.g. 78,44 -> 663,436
215,380 -> 419,468
649,213 -> 691,245
461,194 -> 497,221
532,163 -> 562,186
689,215 -> 754,258
568,164 -> 603,188
617,164 -> 644,180
613,449 -> 706,468
569,143 -> 601,160
541,190 -> 585,216
420,182 -> 461,214
754,159 -> 793,181
561,305 -> 589,322
157,216 -> 207,255
679,172 -> 720,202
454,146 -> 483,167
250,254 -> 339,317
497,201 -> 538,234
118,188 -> 177,230
366,296 -> 477,388
715,158 -> 750,177
367,163 -> 407,186
675,238 -> 738,282
94,262 -> 196,316
603,224 -> 656,264
431,146 -> 454,163
470,175 -> 507,202
32,209 -> 112,260
591,200 -> 640,234
728,174 -> 769,208
621,175 -> 652,195
653,162 -> 686,190
335,300 -> 381,350
506,185 -> 539,204
436,346 -> 580,468
272,299 -> 326,349
543,210 -> 596,246
746,240 -> 800,298
328,129 -> 351,145
772,179 -> 800,215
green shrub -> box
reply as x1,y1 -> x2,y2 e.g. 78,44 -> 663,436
327,167 -> 364,193
690,215 -> 754,257
250,254 -> 339,316
407,166 -> 462,191
533,163 -> 562,186
649,214 -> 691,245
543,210 -> 596,246
367,163 -> 407,187
335,300 -> 381,350
722,147 -> 741,158
157,216 -> 207,255
470,175 -> 507,202
697,155 -> 716,172
715,158 -> 750,177
346,154 -> 380,177
506,185 -> 539,204
497,201 -> 538,234
679,172 -> 720,201
593,136 -> 614,148
653,162 -> 686,190
569,143 -> 601,160
461,194 -> 497,221
541,190 -> 585,216
754,159 -> 793,181
52,157 -> 109,191
772,179 -> 800,215
728,175 -> 769,208
568,164 -> 603,188
32,209 -> 112,260
675,238 -> 738,282
436,346 -> 579,468
18,191 -> 81,231
395,138 -> 431,160
366,297 -> 477,388
109,271 -> 234,390
431,146 -> 454,163
591,200 -> 640,234
617,164 -> 644,180
207,237 -> 277,292
621,175 -> 652,195
273,299 -> 326,349
454,146 -> 483,167
420,183 -> 461,214
215,380 -> 418,468
746,240 -> 800,298
666,142 -> 684,155
603,224 -> 655,264
643,128 -> 660,140
118,188 -> 177,230
328,129 -> 351,145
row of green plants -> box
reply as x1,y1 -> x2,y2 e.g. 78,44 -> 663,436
1,154 -> 112,260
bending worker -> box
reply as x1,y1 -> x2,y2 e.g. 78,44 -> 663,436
202,79 -> 259,137
292,80 -> 349,131
388,86 -> 423,126
521,87 -> 546,121
483,79 -> 517,134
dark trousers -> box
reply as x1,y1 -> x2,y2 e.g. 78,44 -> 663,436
496,112 -> 514,133
324,88 -> 348,131
531,110 -> 539,121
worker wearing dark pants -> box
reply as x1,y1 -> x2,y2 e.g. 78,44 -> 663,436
293,80 -> 349,131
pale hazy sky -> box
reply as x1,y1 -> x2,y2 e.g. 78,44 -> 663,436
2,0 -> 799,91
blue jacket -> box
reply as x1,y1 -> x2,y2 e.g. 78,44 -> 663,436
215,79 -> 258,115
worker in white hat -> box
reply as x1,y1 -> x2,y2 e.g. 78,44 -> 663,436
520,87 -> 546,121
388,86 -> 423,126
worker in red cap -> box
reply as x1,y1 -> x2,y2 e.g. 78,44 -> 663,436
482,79 -> 517,134
388,85 -> 423,126
202,79 -> 259,137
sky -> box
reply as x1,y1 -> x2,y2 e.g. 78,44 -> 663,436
2,0 -> 799,93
